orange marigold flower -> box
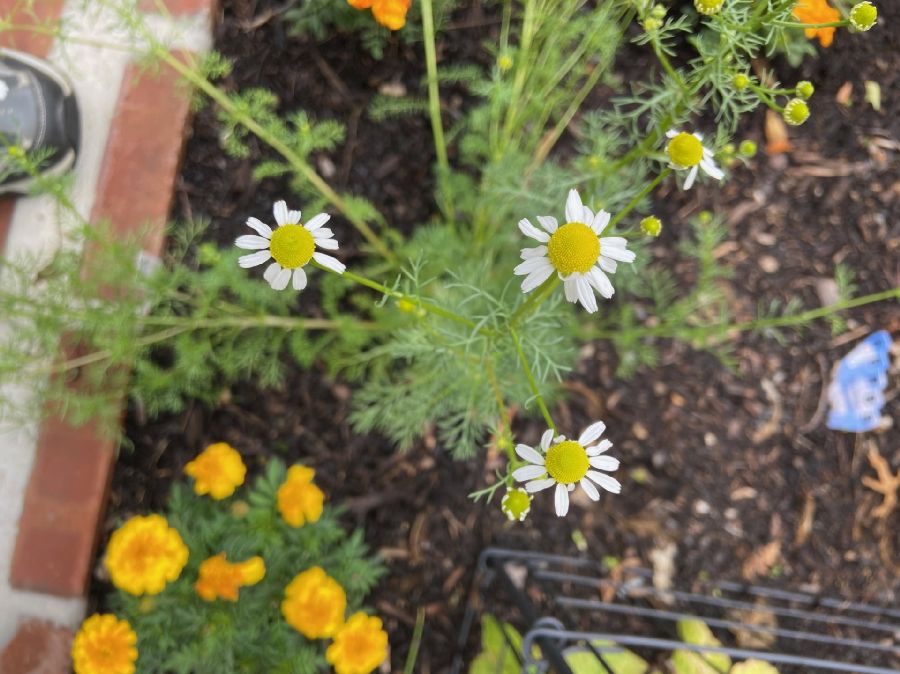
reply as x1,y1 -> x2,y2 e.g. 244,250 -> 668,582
793,0 -> 840,47
184,442 -> 246,500
348,0 -> 374,7
326,612 -> 389,674
372,0 -> 411,30
105,515 -> 189,596
72,614 -> 138,674
281,566 -> 347,639
195,553 -> 266,601
277,464 -> 324,527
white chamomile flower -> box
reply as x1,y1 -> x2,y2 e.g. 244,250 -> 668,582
236,200 -> 346,291
513,189 -> 636,313
665,129 -> 724,190
512,422 -> 621,518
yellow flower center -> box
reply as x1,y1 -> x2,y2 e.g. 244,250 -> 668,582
667,132 -> 704,168
269,225 -> 315,269
544,440 -> 589,484
547,222 -> 600,274
502,489 -> 532,521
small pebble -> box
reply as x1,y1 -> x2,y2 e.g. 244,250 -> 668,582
759,255 -> 780,273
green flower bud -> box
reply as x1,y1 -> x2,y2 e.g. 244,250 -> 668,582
849,2 -> 877,31
733,74 -> 750,91
501,489 -> 532,522
796,81 -> 815,99
694,0 -> 724,15
783,98 -> 810,126
738,140 -> 757,157
497,54 -> 513,73
643,17 -> 662,31
650,3 -> 667,18
640,216 -> 662,237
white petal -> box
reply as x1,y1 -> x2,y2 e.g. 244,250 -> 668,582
292,267 -> 308,290
263,262 -> 281,283
701,156 -> 724,180
581,206 -> 594,225
312,227 -> 334,240
555,435 -> 566,443
665,129 -> 678,138
513,465 -> 547,481
515,444 -> 545,465
520,264 -> 554,293
580,478 -> 600,501
521,245 -> 547,260
246,217 -> 272,238
313,252 -> 346,274
315,237 -> 339,250
541,429 -> 554,451
239,250 -> 271,268
586,439 -> 613,456
601,245 -> 636,264
576,276 -> 598,313
518,218 -> 550,243
287,209 -> 302,224
591,210 -> 611,234
536,215 -> 558,233
587,471 -> 622,494
525,478 -> 556,493
514,257 -> 552,276
579,421 -> 606,445
235,234 -> 271,250
554,483 -> 570,517
693,132 -> 704,141
563,276 -> 579,303
273,200 -> 289,226
270,267 -> 292,290
565,189 -> 583,223
590,455 -> 620,471
683,166 -> 698,190
588,268 -> 615,299
598,256 -> 617,274
305,213 -> 331,232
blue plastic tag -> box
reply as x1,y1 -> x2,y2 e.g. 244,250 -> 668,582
827,330 -> 892,433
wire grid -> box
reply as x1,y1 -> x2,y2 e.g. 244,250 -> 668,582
453,547 -> 900,674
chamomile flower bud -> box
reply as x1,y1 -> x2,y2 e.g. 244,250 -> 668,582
694,0 -> 724,16
650,3 -> 667,19
733,74 -> 750,91
397,298 -> 425,316
739,140 -> 758,157
640,216 -> 662,237
643,17 -> 662,31
796,81 -> 815,100
497,53 -> 513,73
849,2 -> 877,31
783,98 -> 810,126
501,488 -> 532,522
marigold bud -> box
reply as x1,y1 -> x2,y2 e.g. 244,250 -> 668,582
783,98 -> 810,126
849,2 -> 877,31
640,216 -> 662,237
694,0 -> 724,15
795,81 -> 815,99
733,74 -> 750,91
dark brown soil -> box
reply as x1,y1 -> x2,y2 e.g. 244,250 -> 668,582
94,1 -> 899,672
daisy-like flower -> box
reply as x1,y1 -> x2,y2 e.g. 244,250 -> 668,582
513,189 -> 636,313
236,200 -> 345,291
513,422 -> 621,517
665,130 -> 724,190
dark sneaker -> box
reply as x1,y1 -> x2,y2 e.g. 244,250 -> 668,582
0,48 -> 80,194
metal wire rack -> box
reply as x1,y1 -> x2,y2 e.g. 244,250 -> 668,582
452,547 -> 900,674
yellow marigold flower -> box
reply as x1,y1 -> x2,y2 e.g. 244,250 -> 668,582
105,515 -> 189,596
281,566 -> 347,639
185,442 -> 246,500
326,612 -> 389,674
195,553 -> 266,602
372,0 -> 411,30
792,0 -> 840,47
72,614 -> 138,674
277,465 -> 325,527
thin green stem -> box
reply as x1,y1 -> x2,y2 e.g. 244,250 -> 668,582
509,275 -> 560,328
403,610 -> 426,674
773,20 -> 847,28
609,169 -> 670,230
420,0 -> 450,183
510,328 -> 555,431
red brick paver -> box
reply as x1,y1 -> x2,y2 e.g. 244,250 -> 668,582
138,0 -> 211,14
0,620 -> 72,674
0,198 -> 14,251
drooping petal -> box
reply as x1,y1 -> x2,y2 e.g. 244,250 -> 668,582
541,429 -> 554,451
578,421 -> 606,445
701,155 -> 724,180
273,200 -> 289,226
589,455 -> 620,471
586,439 -> 613,456
263,262 -> 282,283
305,213 -> 331,232
235,234 -> 271,250
575,275 -> 598,313
525,478 -> 556,493
565,189 -> 583,223
536,215 -> 558,233
588,268 -> 615,299
520,264 -> 554,293
315,237 -> 339,250
246,217 -> 272,238
587,470 -> 622,494
521,245 -> 547,260
515,444 -> 545,465
580,478 -> 600,501
518,218 -> 550,243
591,209 -> 611,234
683,165 -> 698,190
513,464 -> 547,481
313,252 -> 346,274
554,483 -> 570,517
292,267 -> 308,290
239,250 -> 271,268
270,267 -> 292,290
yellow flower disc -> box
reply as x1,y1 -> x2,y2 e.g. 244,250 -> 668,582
269,224 -> 315,269
694,0 -> 724,15
105,515 -> 189,596
277,465 -> 325,527
184,442 -> 246,500
72,614 -> 138,674
547,222 -> 600,274
195,553 -> 266,602
326,612 -> 389,674
783,99 -> 810,126
667,132 -> 704,168
501,489 -> 532,522
545,440 -> 590,484
281,566 -> 347,639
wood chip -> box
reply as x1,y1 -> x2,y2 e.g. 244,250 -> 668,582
741,540 -> 781,581
861,444 -> 899,519
794,492 -> 816,547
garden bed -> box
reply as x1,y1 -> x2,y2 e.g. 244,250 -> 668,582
90,0 -> 899,670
